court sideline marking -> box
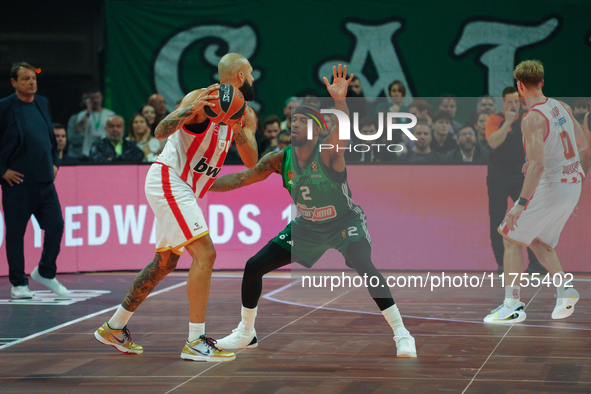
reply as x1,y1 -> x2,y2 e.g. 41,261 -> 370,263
0,281 -> 187,351
460,287 -> 543,393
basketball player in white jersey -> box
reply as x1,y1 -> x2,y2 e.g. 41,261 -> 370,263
94,53 -> 258,361
484,60 -> 588,324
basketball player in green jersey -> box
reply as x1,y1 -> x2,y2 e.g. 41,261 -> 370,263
209,65 -> 416,357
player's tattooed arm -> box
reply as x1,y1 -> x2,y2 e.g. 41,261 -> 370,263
154,84 -> 219,140
209,150 -> 283,192
122,252 -> 180,312
232,106 -> 258,168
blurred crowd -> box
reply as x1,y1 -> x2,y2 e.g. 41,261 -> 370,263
55,81 -> 591,167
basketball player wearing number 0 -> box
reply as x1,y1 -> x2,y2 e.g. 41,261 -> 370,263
484,60 -> 588,324
94,53 -> 258,361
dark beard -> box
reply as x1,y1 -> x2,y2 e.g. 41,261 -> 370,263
239,79 -> 255,101
290,136 -> 308,147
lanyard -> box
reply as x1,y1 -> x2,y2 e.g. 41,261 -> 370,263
91,111 -> 101,130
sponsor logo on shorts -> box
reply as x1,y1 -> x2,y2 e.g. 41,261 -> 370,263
194,222 -> 202,231
296,203 -> 337,221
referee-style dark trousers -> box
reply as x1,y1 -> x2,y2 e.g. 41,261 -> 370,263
2,182 -> 64,286
486,167 -> 539,269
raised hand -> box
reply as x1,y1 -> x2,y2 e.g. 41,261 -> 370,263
323,64 -> 353,99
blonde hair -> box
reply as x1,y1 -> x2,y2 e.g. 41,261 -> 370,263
513,60 -> 544,86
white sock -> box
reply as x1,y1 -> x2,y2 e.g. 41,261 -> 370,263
108,305 -> 134,330
241,306 -> 257,331
504,285 -> 520,308
381,304 -> 405,333
188,322 -> 205,342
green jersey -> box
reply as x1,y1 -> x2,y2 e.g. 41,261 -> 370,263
281,144 -> 361,225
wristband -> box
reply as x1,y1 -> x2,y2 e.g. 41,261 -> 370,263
517,197 -> 528,207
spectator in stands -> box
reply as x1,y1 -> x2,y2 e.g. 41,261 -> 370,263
53,123 -> 77,165
473,112 -> 491,153
277,129 -> 291,150
71,89 -> 115,159
127,114 -> 161,162
407,99 -> 432,126
89,115 -> 143,163
573,97 -> 590,116
476,96 -> 496,115
402,122 -> 446,164
280,97 -> 301,132
485,86 -> 543,275
430,110 -> 456,155
373,80 -> 408,118
438,95 -> 462,134
258,115 -> 282,157
446,125 -> 488,164
148,93 -> 168,126
140,104 -> 157,134
345,116 -> 398,164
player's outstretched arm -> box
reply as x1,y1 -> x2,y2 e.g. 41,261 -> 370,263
154,84 -> 219,140
232,106 -> 258,168
322,64 -> 353,153
209,150 -> 283,192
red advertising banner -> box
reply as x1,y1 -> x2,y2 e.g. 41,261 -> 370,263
1,164 -> 589,276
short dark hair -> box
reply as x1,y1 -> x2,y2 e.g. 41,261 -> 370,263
52,123 -> 65,130
11,62 -> 35,80
502,86 -> 518,97
412,121 -> 431,133
433,110 -> 453,123
262,115 -> 281,129
573,97 -> 590,109
277,129 -> 290,141
359,116 -> 378,129
438,94 -> 457,105
408,99 -> 432,114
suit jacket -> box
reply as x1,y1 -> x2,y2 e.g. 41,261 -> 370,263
0,93 -> 59,184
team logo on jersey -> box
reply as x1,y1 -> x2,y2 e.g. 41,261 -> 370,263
550,106 -> 560,119
311,161 -> 319,173
288,171 -> 295,179
193,157 -> 222,177
296,203 -> 337,221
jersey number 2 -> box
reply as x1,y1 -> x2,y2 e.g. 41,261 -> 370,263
559,130 -> 576,159
300,186 -> 312,200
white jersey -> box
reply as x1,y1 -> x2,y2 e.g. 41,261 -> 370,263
156,121 -> 233,198
526,98 -> 584,184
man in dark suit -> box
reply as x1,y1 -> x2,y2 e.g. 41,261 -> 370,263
0,62 -> 68,299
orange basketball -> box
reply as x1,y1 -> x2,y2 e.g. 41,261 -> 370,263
204,84 -> 246,125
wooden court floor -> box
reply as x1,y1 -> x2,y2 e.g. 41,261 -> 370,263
0,272 -> 590,393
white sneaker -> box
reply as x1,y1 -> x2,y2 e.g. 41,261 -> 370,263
11,285 -> 33,299
215,322 -> 258,349
30,266 -> 68,296
552,288 -> 579,319
394,328 -> 417,358
483,301 -> 526,324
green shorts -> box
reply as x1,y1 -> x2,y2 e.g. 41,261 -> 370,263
271,212 -> 371,268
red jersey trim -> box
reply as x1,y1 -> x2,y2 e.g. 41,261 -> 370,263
161,165 -> 192,239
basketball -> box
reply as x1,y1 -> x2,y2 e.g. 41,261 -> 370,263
204,84 -> 246,125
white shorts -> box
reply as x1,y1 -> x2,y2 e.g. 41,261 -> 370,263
145,163 -> 209,255
498,181 -> 581,249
